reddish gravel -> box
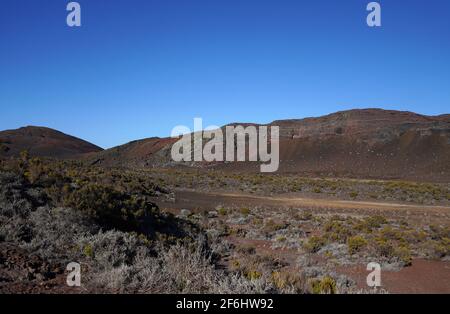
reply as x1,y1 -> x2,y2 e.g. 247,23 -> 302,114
338,259 -> 450,294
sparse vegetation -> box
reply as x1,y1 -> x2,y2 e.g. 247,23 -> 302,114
347,235 -> 368,255
1,155 -> 449,294
310,276 -> 337,294
303,236 -> 326,253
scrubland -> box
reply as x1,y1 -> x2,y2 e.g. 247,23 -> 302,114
0,156 -> 449,293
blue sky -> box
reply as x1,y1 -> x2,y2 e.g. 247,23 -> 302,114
1,0 -> 449,148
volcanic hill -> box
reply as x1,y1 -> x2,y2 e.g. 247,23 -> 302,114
0,126 -> 103,159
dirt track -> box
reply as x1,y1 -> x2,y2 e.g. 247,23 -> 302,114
158,189 -> 450,294
166,189 -> 450,218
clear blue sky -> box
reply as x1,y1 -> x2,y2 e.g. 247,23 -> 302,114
1,0 -> 449,148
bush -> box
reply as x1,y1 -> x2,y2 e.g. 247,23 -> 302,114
429,225 -> 450,241
364,215 -> 387,230
347,235 -> 368,255
324,220 -> 352,243
310,276 -> 337,294
271,271 -> 304,293
433,238 -> 450,258
319,276 -> 337,294
0,142 -> 9,153
394,246 -> 412,266
263,219 -> 287,233
217,207 -> 228,216
303,236 -> 326,253
245,270 -> 262,281
63,183 -> 159,233
83,244 -> 94,258
1,164 -> 284,294
374,238 -> 395,258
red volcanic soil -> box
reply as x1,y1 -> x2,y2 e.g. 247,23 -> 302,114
270,109 -> 450,181
3,109 -> 449,181
92,108 -> 450,182
0,243 -> 85,294
338,259 -> 450,294
89,136 -> 177,167
0,126 -> 102,159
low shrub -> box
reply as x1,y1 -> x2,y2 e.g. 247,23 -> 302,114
63,183 -> 159,233
347,235 -> 368,255
349,191 -> 359,199
363,215 -> 387,230
394,246 -> 412,266
310,276 -> 337,294
303,236 -> 326,253
240,207 -> 251,216
324,220 -> 352,243
263,219 -> 287,233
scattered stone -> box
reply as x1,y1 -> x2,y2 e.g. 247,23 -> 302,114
180,209 -> 191,217
207,211 -> 218,218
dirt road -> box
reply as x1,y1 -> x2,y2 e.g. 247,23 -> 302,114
163,189 -> 450,219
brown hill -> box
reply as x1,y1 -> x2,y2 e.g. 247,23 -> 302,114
88,137 -> 176,168
91,109 -> 450,182
269,109 -> 450,181
3,109 -> 448,181
0,126 -> 103,159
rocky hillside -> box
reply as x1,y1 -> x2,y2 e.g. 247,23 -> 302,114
0,126 -> 103,159
269,109 -> 450,181
91,109 -> 450,182
2,109 -> 448,181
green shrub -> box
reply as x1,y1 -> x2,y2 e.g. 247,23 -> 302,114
246,270 -> 262,280
347,235 -> 368,254
319,276 -> 337,294
271,271 -> 303,292
324,220 -> 352,243
217,207 -> 228,216
364,215 -> 387,230
374,238 -> 395,257
379,226 -> 404,241
263,219 -> 287,233
83,243 -> 94,258
64,183 -> 159,233
310,276 -> 337,294
429,225 -> 450,241
433,238 -> 450,258
394,246 -> 412,266
240,207 -> 251,216
309,279 -> 321,294
303,236 -> 326,253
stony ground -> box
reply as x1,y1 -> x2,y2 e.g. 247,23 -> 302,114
1,158 -> 449,294
153,170 -> 450,294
